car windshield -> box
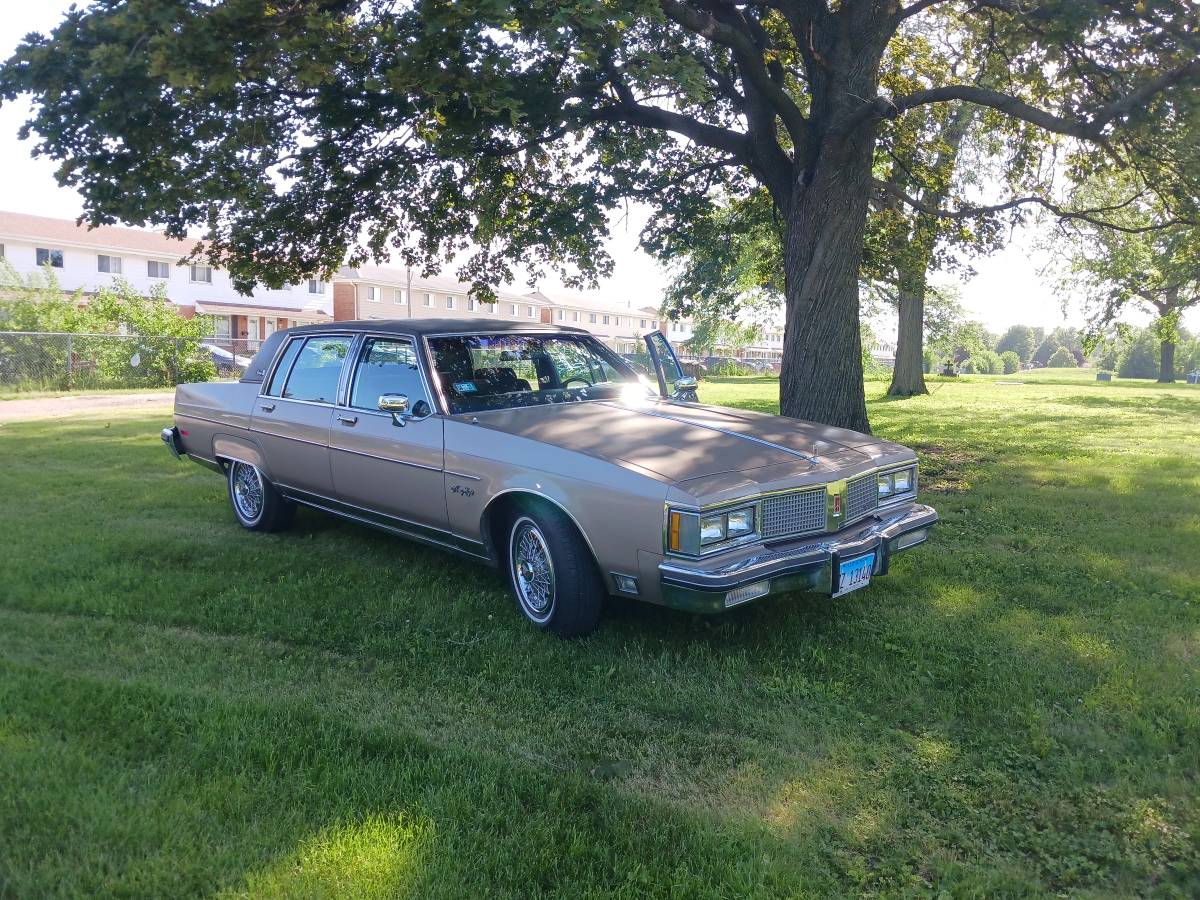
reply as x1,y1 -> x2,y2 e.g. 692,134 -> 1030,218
428,333 -> 646,414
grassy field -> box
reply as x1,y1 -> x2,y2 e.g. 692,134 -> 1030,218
1,376 -> 1197,897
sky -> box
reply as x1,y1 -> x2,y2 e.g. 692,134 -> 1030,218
1,3 -> 1188,340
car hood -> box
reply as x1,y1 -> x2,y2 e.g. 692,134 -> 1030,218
459,400 -> 907,482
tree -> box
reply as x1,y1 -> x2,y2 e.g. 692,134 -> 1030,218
4,2 -> 1197,430
999,350 -> 1020,374
995,325 -> 1037,365
1060,174 -> 1200,383
1117,329 -> 1160,379
1047,345 -> 1076,368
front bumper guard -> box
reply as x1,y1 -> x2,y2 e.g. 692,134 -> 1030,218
659,503 -> 938,613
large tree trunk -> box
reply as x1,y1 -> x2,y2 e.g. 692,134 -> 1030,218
779,132 -> 875,433
1159,339 -> 1175,382
887,261 -> 928,396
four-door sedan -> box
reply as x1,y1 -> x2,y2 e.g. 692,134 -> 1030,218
162,319 -> 937,636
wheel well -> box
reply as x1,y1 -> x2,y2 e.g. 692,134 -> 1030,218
481,492 -> 602,577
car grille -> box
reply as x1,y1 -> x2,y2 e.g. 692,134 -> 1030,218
844,472 -> 879,523
760,488 -> 827,539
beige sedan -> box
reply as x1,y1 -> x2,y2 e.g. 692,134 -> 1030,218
163,319 -> 937,636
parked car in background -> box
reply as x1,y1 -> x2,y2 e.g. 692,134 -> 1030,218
163,320 -> 936,636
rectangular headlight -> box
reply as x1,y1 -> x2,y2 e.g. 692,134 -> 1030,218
878,473 -> 894,497
700,513 -> 727,545
892,468 -> 913,492
726,507 -> 755,538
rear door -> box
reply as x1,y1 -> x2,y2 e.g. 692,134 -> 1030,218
250,333 -> 352,496
329,334 -> 448,535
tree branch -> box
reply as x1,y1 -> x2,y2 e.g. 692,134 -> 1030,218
659,0 -> 809,147
873,178 -> 1200,233
875,57 -> 1200,140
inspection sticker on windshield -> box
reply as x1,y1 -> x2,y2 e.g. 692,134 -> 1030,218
833,552 -> 875,598
453,382 -> 478,393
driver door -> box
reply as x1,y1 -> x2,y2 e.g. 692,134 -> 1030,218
643,330 -> 698,402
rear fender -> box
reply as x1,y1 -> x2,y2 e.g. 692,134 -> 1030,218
212,434 -> 271,479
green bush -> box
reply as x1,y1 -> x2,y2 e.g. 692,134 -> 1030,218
1118,330 -> 1159,379
1046,346 -> 1077,368
1000,351 -> 1021,374
709,359 -> 755,377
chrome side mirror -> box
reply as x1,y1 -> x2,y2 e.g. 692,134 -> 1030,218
671,376 -> 699,402
378,392 -> 409,426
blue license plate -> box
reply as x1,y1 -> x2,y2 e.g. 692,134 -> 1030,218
833,553 -> 875,597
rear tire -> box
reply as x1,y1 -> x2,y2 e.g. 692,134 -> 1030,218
227,461 -> 294,532
506,502 -> 603,637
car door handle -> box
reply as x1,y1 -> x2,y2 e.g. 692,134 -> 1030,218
259,403 -> 275,412
337,415 -> 358,426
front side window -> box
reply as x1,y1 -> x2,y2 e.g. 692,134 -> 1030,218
279,336 -> 351,403
190,264 -> 213,283
36,247 -> 64,268
428,333 -> 642,414
97,254 -> 122,274
349,337 -> 429,411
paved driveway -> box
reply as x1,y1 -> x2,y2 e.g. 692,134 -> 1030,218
0,391 -> 174,424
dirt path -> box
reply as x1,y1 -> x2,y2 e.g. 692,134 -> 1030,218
0,391 -> 174,423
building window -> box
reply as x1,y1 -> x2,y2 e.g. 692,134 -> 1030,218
588,313 -> 597,324
640,319 -> 647,329
509,304 -> 517,316
0,244 -> 5,258
147,260 -> 170,279
308,278 -> 324,294
190,264 -> 213,284
526,305 -> 535,318
572,311 -> 580,322
602,315 -> 610,325
366,285 -> 380,302
555,310 -> 564,321
394,289 -> 406,305
36,247 -> 64,268
424,293 -> 433,307
97,254 -> 122,274
446,296 -> 455,309
652,321 -> 659,330
467,297 -> 476,311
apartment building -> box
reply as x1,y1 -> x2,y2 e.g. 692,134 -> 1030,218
530,289 -> 661,354
0,211 -> 332,347
333,266 -> 548,325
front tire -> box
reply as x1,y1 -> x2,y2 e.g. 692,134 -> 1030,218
506,504 -> 603,637
227,461 -> 294,532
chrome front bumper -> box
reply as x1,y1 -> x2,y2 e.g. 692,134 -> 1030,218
658,503 -> 938,613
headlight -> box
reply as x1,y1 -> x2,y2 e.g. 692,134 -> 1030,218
879,466 -> 916,503
700,514 -> 726,544
878,473 -> 894,497
726,508 -> 755,538
669,505 -> 758,554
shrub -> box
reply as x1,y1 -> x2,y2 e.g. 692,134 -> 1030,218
1000,351 -> 1021,374
709,359 -> 755,377
1046,346 -> 1077,368
1118,330 -> 1159,379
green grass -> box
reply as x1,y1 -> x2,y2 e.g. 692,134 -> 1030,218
1,378 -> 1198,897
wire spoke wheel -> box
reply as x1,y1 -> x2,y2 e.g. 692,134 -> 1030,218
510,517 -> 556,622
232,463 -> 264,523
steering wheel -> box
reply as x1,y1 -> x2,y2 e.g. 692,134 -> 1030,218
562,376 -> 593,389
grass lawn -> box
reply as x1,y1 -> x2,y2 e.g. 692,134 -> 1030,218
1,377 -> 1198,897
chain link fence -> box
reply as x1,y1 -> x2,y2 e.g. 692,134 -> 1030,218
0,332 -> 263,393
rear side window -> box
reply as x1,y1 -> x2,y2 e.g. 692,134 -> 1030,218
281,336 -> 351,403
265,338 -> 304,396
